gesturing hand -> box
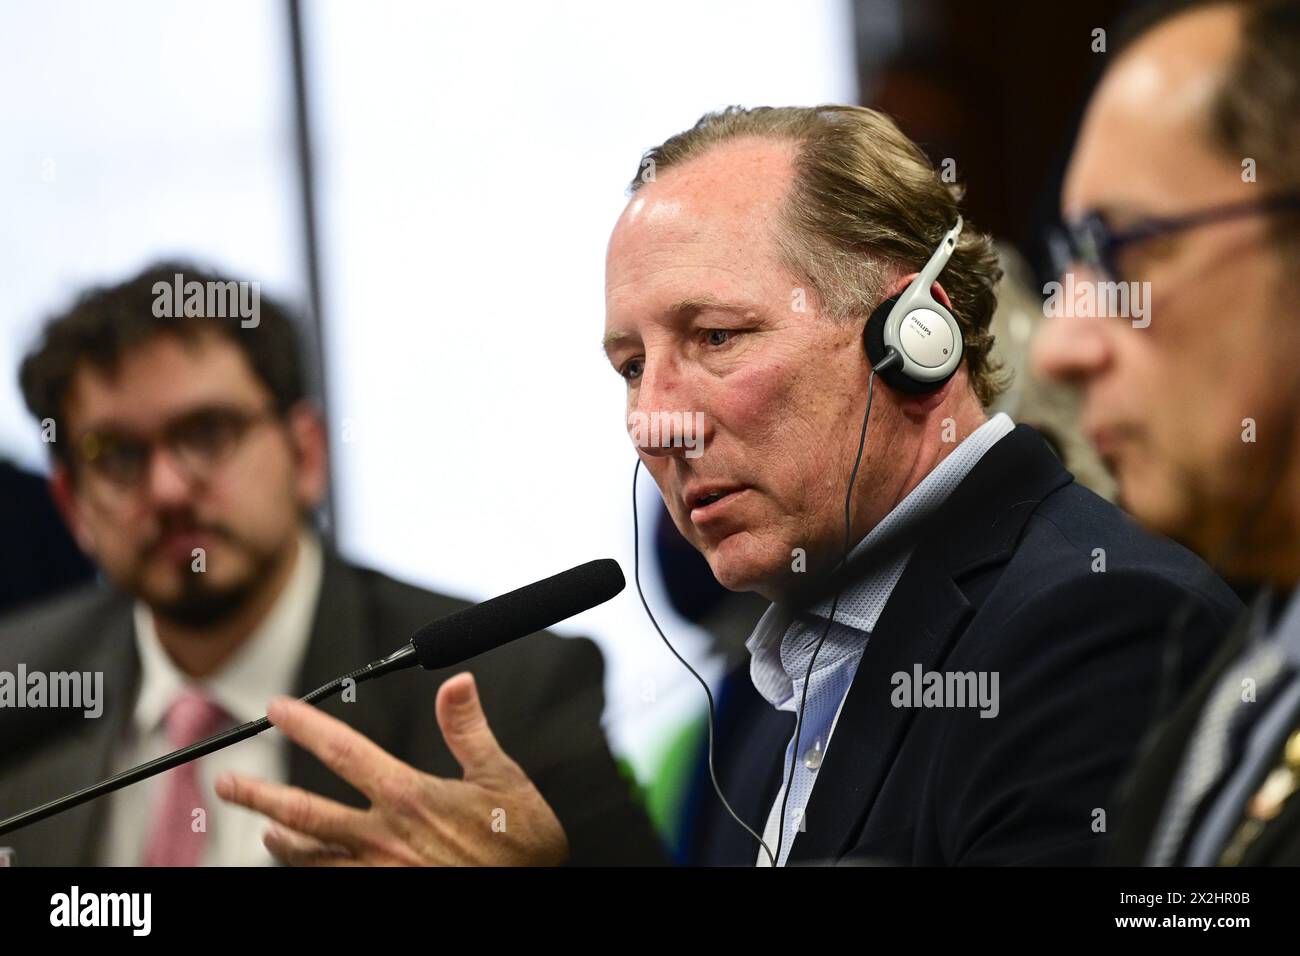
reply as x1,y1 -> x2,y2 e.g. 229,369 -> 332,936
215,672 -> 569,866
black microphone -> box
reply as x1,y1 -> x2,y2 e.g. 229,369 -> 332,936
0,558 -> 626,837
411,556 -> 625,669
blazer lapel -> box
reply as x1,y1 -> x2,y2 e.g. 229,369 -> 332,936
3,600 -> 138,866
1107,608 -> 1252,864
713,695 -> 795,866
786,425 -> 1071,864
1233,627 -> 1300,866
288,553 -> 411,807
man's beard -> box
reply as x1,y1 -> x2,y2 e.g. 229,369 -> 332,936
152,570 -> 264,628
137,531 -> 285,629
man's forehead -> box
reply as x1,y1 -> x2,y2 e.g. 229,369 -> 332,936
603,138 -> 801,349
1104,11 -> 1236,126
610,138 -> 796,249
65,333 -> 267,427
1065,5 -> 1243,214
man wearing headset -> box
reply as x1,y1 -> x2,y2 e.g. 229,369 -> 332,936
218,105 -> 1240,866
1034,0 -> 1300,865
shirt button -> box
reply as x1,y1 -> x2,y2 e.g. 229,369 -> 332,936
803,737 -> 824,771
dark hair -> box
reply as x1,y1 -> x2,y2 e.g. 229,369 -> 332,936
19,261 -> 306,465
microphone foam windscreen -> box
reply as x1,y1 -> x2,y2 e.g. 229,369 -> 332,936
409,558 -> 625,670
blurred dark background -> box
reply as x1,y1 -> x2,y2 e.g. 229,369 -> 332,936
854,0 -> 1133,282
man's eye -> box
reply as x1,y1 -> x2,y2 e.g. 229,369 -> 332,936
620,358 -> 644,382
702,329 -> 733,347
178,415 -> 221,443
174,412 -> 240,456
101,443 -> 148,478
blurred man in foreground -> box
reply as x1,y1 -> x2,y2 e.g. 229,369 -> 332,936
1034,0 -> 1300,864
221,106 -> 1239,866
0,263 -> 662,865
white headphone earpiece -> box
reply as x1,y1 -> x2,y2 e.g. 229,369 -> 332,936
863,217 -> 965,394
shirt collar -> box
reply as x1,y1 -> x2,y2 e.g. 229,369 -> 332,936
748,413 -> 1015,651
746,413 -> 1015,695
131,528 -> 324,734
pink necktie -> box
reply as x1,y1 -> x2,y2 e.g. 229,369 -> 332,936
142,689 -> 230,867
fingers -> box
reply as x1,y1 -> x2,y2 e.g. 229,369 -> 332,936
435,672 -> 513,782
215,771 -> 372,851
264,696 -> 408,802
263,824 -> 358,867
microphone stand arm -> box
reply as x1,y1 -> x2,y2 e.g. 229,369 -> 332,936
0,643 -> 419,837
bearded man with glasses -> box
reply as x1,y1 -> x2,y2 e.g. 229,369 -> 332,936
0,262 -> 663,867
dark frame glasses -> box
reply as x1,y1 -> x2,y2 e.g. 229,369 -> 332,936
1049,193 -> 1300,282
74,403 -> 282,492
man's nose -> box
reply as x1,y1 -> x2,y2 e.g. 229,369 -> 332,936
142,446 -> 198,507
1031,310 -> 1111,386
627,358 -> 710,460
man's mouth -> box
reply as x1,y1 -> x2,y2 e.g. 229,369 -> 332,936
685,485 -> 747,522
1086,423 -> 1137,459
153,529 -> 219,563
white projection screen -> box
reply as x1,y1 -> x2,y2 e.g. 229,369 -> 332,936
305,0 -> 857,777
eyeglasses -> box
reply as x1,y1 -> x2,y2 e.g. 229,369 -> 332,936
74,404 -> 281,492
1048,193 -> 1300,283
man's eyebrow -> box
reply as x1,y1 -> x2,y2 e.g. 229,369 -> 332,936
1069,200 -> 1152,223
665,295 -> 758,321
75,402 -> 245,437
601,328 -> 635,356
73,417 -> 132,438
601,296 -> 762,356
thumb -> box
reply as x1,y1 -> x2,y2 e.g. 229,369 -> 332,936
435,672 -> 513,782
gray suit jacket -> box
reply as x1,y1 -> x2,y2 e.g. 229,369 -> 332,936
0,552 -> 666,866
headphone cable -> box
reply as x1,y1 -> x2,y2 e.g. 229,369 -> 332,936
630,346 -> 900,867
772,350 -> 896,866
632,457 -> 777,866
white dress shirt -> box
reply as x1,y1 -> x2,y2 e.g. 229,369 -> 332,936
99,530 -> 323,866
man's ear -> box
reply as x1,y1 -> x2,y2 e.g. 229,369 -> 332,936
285,402 -> 329,509
49,464 -> 96,555
883,272 -> 954,310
